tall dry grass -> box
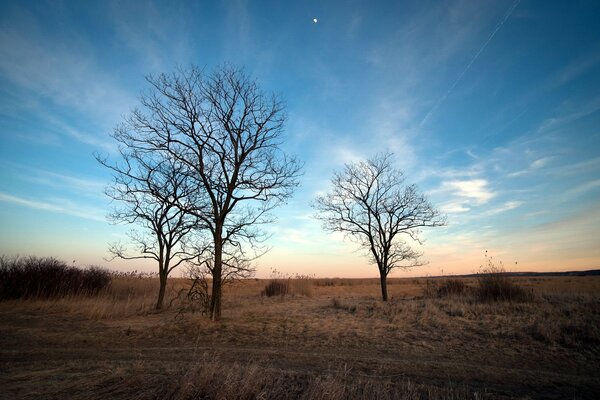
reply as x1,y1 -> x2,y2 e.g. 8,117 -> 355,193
261,273 -> 315,297
3,275 -> 188,319
0,255 -> 111,300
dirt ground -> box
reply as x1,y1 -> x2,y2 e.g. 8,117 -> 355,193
0,276 -> 599,399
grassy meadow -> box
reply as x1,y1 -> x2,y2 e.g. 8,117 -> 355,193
1,268 -> 599,399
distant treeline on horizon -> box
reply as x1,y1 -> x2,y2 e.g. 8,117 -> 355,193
424,270 -> 600,279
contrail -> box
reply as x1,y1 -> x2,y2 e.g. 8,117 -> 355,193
420,0 -> 521,126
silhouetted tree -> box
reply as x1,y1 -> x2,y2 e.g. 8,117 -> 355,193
96,140 -> 199,310
117,65 -> 302,320
313,153 -> 446,301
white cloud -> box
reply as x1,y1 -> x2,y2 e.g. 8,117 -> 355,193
444,179 -> 495,204
440,202 -> 471,214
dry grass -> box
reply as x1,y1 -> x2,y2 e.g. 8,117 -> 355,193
0,256 -> 111,300
1,275 -> 599,399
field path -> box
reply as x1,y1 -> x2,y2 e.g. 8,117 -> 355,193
1,307 -> 599,399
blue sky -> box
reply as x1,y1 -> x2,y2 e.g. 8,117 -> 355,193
1,0 -> 599,277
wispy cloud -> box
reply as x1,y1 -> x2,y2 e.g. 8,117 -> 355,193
536,96 -> 600,134
567,179 -> 600,197
530,156 -> 553,169
420,0 -> 521,125
0,192 -> 105,222
554,50 -> 600,87
554,157 -> 600,177
2,161 -> 108,198
26,170 -> 106,197
0,11 -> 137,152
0,25 -> 133,119
508,156 -> 555,177
108,1 -> 191,73
485,200 -> 523,215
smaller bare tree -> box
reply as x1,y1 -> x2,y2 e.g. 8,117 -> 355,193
313,153 -> 446,301
96,133 -> 200,310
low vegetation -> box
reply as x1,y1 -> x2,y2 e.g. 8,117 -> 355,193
0,256 -> 111,300
261,273 -> 315,298
78,357 -> 474,400
424,258 -> 534,303
1,256 -> 599,399
261,280 -> 290,297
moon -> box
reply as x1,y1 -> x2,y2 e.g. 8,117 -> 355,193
313,18 -> 318,24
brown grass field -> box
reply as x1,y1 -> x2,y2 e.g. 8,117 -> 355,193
1,275 -> 599,399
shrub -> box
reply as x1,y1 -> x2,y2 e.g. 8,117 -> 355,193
261,280 -> 289,297
424,278 -> 468,298
172,266 -> 212,316
0,255 -> 111,300
475,256 -> 533,303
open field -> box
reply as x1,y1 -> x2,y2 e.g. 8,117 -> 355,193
1,275 -> 599,399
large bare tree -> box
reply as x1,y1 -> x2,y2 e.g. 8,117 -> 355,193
96,135 -> 199,310
313,153 -> 446,301
120,65 -> 302,320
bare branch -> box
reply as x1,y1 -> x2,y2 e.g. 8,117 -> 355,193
313,152 -> 446,301
104,64 -> 302,319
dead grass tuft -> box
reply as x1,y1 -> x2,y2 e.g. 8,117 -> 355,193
424,278 -> 468,298
261,280 -> 290,297
290,275 -> 314,297
330,297 -> 357,313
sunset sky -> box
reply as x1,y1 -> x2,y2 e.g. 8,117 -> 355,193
1,0 -> 599,278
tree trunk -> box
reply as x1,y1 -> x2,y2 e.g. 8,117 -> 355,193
155,271 -> 167,310
379,270 -> 388,301
210,233 -> 223,321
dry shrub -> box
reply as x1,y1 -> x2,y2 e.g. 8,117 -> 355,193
172,268 -> 212,316
424,279 -> 468,298
0,255 -> 111,300
261,280 -> 289,297
476,261 -> 533,303
423,254 -> 534,303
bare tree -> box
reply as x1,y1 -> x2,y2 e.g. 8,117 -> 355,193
313,153 -> 446,301
119,65 -> 302,320
96,134 -> 199,310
